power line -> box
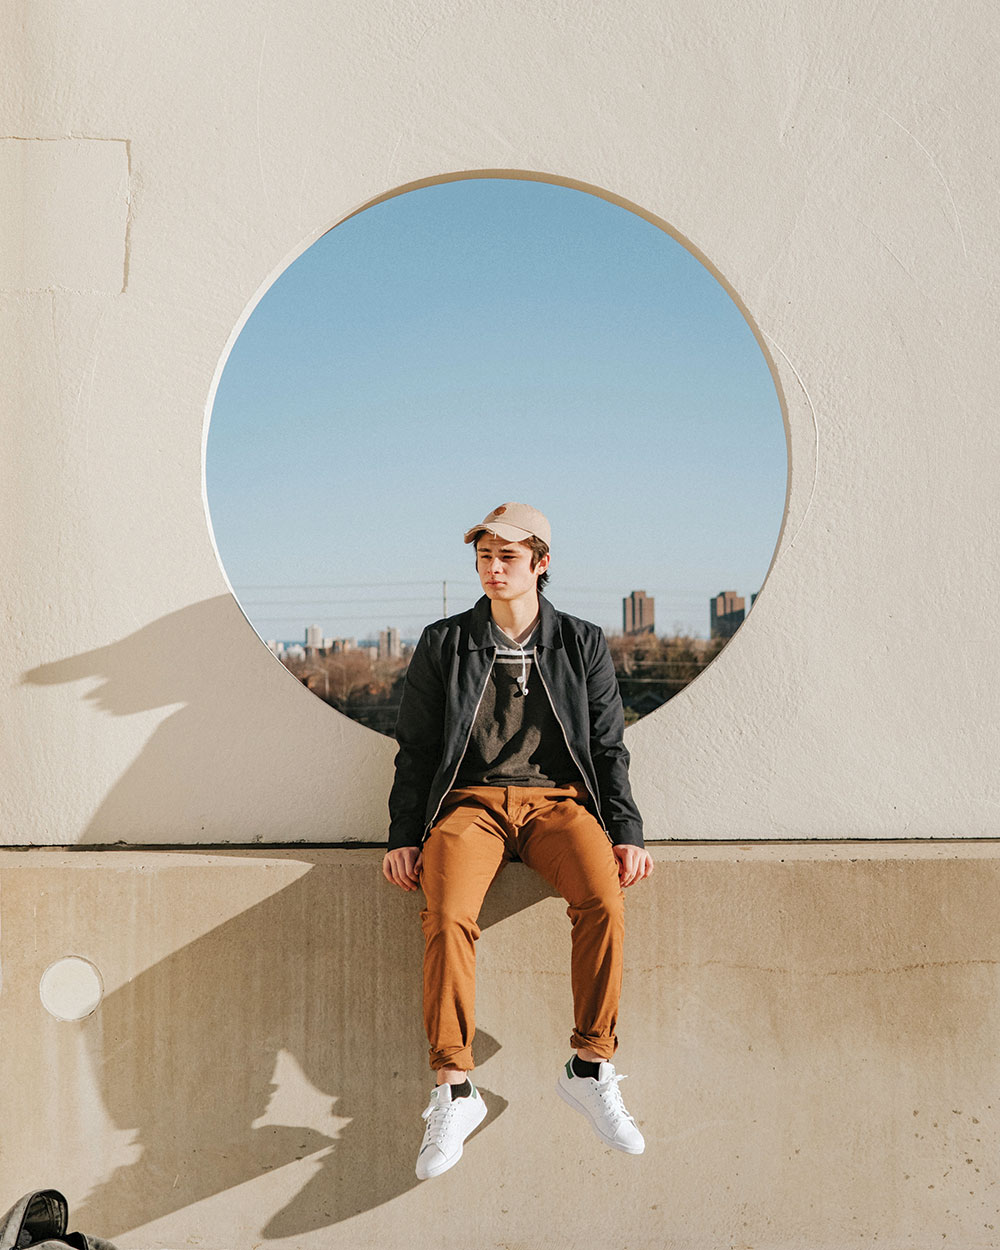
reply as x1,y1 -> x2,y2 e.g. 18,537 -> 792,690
239,595 -> 452,607
231,580 -> 448,590
242,595 -> 715,612
252,615 -> 445,625
232,579 -> 730,598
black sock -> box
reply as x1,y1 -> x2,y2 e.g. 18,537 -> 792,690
448,1078 -> 472,1099
571,1056 -> 601,1079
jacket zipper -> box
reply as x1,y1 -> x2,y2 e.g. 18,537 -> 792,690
422,650 -> 496,841
534,655 -> 613,845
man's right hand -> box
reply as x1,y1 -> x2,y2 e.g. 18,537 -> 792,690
382,846 -> 423,891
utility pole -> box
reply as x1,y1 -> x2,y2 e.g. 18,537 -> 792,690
443,580 -> 447,617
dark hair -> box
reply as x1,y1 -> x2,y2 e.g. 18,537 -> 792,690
472,530 -> 550,593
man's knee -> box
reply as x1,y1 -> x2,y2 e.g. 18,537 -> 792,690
567,886 -> 624,929
421,905 -> 482,943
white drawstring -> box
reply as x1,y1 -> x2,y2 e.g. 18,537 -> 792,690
516,644 -> 529,696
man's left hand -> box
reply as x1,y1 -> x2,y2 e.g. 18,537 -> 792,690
612,844 -> 654,888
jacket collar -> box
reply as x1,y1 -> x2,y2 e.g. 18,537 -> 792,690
467,593 -> 562,650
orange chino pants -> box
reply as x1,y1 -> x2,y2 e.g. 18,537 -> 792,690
419,783 -> 625,1072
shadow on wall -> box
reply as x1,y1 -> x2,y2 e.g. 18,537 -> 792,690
21,596 -> 556,1234
69,854 -> 552,1238
21,596 -> 393,844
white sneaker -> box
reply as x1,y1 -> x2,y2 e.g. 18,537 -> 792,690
556,1058 -> 645,1154
415,1081 -> 488,1179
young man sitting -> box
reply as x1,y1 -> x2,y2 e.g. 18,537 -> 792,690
383,502 -> 654,1179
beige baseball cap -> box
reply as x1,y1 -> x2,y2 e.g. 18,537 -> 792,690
463,502 -> 551,547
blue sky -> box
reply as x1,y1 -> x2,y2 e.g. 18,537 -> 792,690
206,176 -> 786,642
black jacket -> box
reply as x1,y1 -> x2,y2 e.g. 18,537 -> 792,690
387,594 -> 644,851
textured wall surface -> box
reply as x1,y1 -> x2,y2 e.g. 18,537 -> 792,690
3,2 -> 1000,1247
3,1 -> 997,845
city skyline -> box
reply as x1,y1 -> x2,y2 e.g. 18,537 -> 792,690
263,583 -> 760,653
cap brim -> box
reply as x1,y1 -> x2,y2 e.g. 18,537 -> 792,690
463,522 -> 535,544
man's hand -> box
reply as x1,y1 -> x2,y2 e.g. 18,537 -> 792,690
613,844 -> 654,888
383,846 -> 423,891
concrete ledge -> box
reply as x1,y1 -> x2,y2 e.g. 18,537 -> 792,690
3,845 -> 999,1249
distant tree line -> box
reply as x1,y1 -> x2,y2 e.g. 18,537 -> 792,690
605,632 -> 729,725
284,629 -> 732,735
284,650 -> 409,736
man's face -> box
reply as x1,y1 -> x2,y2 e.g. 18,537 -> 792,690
475,533 -> 549,603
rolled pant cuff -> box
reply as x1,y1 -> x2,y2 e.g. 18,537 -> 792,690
570,1031 -> 618,1059
430,1047 -> 476,1072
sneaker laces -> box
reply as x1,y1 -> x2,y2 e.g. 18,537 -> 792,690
594,1072 -> 635,1126
421,1089 -> 459,1146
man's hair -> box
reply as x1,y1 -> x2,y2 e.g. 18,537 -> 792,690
472,530 -> 550,592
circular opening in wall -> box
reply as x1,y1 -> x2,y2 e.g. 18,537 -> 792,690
206,173 -> 787,734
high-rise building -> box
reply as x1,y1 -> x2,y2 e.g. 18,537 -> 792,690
710,591 -> 745,639
378,626 -> 402,660
305,623 -> 323,651
623,589 -> 655,636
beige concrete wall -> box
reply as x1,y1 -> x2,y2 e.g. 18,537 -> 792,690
3,845 -> 1000,1249
4,3 -> 1000,1248
3,1 -> 998,845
